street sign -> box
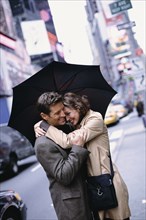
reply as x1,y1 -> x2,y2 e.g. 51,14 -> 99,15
117,21 -> 136,30
109,0 -> 132,15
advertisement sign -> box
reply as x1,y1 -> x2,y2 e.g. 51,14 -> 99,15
21,20 -> 52,56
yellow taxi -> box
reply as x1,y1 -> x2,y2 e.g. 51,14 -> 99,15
104,105 -> 119,126
111,104 -> 128,118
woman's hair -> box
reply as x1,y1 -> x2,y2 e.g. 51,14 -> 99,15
63,92 -> 90,118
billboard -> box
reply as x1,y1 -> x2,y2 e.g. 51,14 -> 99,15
21,20 -> 52,56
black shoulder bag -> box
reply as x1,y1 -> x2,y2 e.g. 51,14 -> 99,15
86,152 -> 118,211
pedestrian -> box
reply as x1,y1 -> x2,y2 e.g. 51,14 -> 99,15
136,95 -> 144,117
35,92 -> 131,220
136,100 -> 144,116
34,92 -> 94,220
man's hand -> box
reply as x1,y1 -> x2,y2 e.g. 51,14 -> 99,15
34,121 -> 46,137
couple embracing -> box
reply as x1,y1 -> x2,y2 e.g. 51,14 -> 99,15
34,91 -> 131,220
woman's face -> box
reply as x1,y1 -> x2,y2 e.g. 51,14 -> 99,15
64,106 -> 80,126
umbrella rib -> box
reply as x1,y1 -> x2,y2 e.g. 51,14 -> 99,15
58,66 -> 90,91
58,66 -> 109,91
58,73 -> 77,91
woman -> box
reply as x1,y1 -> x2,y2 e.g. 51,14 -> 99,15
35,92 -> 131,220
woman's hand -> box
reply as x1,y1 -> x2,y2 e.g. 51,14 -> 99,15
68,131 -> 85,147
34,121 -> 46,137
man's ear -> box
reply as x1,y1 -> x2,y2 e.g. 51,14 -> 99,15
40,112 -> 49,121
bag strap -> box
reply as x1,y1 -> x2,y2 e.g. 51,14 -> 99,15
109,151 -> 114,179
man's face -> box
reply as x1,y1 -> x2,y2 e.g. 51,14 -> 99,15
41,102 -> 66,126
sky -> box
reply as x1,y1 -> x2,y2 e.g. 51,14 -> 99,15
48,0 -> 146,64
128,0 -> 146,53
48,0 -> 94,64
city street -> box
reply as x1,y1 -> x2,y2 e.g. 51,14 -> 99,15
0,109 -> 145,220
0,1 -> 145,220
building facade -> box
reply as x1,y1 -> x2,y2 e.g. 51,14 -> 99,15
85,0 -> 145,104
0,0 -> 65,125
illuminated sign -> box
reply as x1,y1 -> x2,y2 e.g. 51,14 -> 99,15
0,33 -> 16,49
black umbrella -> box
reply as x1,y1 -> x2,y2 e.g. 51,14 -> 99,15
8,61 -> 117,145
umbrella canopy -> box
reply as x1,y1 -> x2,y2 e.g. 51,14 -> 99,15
8,61 -> 117,145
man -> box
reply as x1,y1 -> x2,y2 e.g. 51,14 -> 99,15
34,92 -> 93,220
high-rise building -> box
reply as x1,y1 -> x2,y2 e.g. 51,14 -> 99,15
0,0 -> 65,124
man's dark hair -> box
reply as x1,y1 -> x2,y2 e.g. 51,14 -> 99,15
36,92 -> 62,114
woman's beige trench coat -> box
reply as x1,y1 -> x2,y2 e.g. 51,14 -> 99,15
46,109 -> 131,220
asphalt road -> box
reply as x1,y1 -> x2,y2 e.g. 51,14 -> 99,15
1,110 -> 145,220
111,111 -> 146,220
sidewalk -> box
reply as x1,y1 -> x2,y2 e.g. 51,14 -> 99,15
111,109 -> 146,162
112,110 -> 146,220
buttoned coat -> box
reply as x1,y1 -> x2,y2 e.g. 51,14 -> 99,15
46,110 -> 131,220
34,135 -> 93,220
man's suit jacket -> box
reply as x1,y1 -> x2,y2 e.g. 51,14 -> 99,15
34,136 -> 93,220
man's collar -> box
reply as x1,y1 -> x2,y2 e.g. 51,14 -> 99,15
40,120 -> 50,131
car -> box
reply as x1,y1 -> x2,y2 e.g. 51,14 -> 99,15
104,106 -> 119,126
0,126 -> 34,176
111,97 -> 133,114
0,190 -> 27,220
110,104 -> 128,118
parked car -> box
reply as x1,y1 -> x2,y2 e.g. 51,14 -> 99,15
104,105 -> 119,126
0,190 -> 27,220
0,126 -> 34,176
